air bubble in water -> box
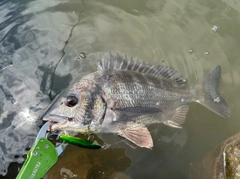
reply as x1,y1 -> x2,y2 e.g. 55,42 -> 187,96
189,49 -> 194,54
75,52 -> 86,60
214,96 -> 221,103
205,51 -> 210,55
211,25 -> 218,33
79,52 -> 86,59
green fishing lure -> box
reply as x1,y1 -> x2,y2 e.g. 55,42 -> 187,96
60,134 -> 101,149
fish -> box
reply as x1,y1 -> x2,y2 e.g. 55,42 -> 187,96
43,54 -> 229,149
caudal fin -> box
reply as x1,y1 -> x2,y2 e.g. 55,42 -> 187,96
195,66 -> 229,118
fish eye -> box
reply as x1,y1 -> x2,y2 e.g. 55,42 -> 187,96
65,96 -> 78,107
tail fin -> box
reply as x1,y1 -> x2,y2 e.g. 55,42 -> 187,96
195,66 -> 229,118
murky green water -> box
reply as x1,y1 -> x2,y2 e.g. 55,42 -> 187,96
0,0 -> 240,178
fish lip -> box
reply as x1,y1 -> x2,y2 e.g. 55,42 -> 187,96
43,114 -> 69,131
43,114 -> 68,122
50,120 -> 67,131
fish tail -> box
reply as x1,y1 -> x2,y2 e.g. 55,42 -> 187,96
195,66 -> 229,118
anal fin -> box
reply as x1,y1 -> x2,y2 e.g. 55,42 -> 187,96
118,126 -> 153,149
164,105 -> 189,128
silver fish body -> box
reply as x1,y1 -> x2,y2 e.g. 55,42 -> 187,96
44,54 -> 229,148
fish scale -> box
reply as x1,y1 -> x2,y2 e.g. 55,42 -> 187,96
43,54 -> 229,149
104,81 -> 190,108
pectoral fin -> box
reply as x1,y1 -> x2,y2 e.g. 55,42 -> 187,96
118,126 -> 153,149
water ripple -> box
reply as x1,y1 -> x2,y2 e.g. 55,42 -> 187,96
0,0 -> 240,178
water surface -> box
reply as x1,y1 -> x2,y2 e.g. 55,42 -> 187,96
0,0 -> 240,178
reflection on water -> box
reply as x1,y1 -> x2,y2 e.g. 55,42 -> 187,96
0,0 -> 240,178
0,0 -> 83,176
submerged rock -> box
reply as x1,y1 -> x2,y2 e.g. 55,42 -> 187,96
189,132 -> 240,179
225,139 -> 240,178
44,144 -> 131,179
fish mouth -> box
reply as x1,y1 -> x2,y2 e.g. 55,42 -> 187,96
43,114 -> 69,131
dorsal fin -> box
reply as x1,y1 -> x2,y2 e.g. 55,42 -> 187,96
97,53 -> 187,85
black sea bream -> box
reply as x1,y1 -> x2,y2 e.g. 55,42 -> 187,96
44,54 -> 229,148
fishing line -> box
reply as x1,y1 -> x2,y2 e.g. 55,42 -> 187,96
49,0 -> 86,100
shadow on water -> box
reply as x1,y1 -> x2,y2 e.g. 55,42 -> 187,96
37,64 -> 73,98
44,145 -> 131,179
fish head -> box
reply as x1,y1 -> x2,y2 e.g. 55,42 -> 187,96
43,89 -> 95,133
